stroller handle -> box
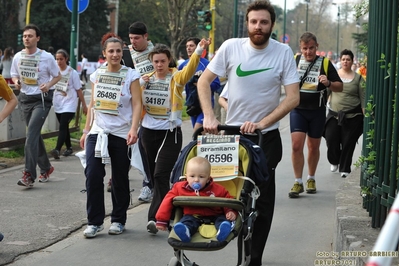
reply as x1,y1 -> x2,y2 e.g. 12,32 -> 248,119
192,125 -> 263,145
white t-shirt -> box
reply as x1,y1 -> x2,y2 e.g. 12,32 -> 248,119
89,66 -> 140,139
53,66 -> 81,113
10,49 -> 59,95
82,57 -> 88,70
207,38 -> 299,132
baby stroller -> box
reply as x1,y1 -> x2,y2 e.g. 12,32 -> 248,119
167,125 -> 269,266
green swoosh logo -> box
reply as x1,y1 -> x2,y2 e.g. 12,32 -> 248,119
236,64 -> 273,77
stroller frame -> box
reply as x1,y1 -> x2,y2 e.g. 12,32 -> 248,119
167,126 -> 264,266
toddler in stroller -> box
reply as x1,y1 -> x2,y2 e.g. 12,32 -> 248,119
156,156 -> 237,242
157,126 -> 268,266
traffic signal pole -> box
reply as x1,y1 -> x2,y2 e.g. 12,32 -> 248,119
209,0 -> 216,58
70,0 -> 78,69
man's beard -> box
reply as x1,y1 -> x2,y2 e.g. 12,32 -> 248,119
248,29 -> 271,46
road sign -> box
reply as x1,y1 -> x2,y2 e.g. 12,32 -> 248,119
280,33 -> 290,43
66,0 -> 89,14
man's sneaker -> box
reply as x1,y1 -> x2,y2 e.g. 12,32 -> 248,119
17,171 -> 34,188
330,164 -> 338,172
62,148 -> 73,157
288,182 -> 304,198
0,232 -> 4,242
173,222 -> 191,242
306,179 -> 317,193
39,166 -> 54,183
50,149 -> 60,160
107,178 -> 112,193
341,172 -> 349,178
108,222 -> 125,235
83,224 -> 104,238
216,221 -> 232,242
147,220 -> 158,235
138,186 -> 153,202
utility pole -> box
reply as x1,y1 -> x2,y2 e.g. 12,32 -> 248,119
209,0 -> 216,58
233,0 -> 238,38
305,0 -> 309,31
70,0 -> 78,69
283,0 -> 286,43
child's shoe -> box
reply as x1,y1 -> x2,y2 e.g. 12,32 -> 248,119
216,221 -> 232,241
174,222 -> 191,242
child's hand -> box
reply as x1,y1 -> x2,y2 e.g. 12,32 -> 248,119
156,225 -> 168,231
226,211 -> 236,221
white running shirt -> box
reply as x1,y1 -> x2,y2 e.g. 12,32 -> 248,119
207,38 -> 299,132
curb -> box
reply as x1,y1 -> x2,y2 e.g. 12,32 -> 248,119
334,167 -> 399,265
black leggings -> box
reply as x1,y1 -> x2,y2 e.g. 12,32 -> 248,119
80,69 -> 87,83
140,127 -> 182,222
55,112 -> 75,151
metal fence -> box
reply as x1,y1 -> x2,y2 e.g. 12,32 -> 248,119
0,85 -> 82,150
361,0 -> 399,228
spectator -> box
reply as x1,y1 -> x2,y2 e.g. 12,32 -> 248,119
11,24 -> 62,187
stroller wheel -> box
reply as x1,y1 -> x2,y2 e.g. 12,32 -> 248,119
168,257 -> 181,266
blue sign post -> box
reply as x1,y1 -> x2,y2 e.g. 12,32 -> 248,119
280,34 -> 290,43
66,0 -> 89,14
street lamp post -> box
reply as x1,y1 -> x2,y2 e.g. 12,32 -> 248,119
332,3 -> 340,59
291,20 -> 304,47
305,0 -> 310,31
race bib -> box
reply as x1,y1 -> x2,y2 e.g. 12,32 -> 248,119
54,69 -> 72,94
143,75 -> 171,119
94,67 -> 127,115
298,57 -> 322,92
129,42 -> 154,75
19,52 -> 41,85
197,135 -> 240,178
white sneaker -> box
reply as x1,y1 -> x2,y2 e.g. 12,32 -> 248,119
138,186 -> 153,202
108,222 -> 125,235
83,224 -> 104,238
341,172 -> 349,178
147,221 -> 158,235
330,164 -> 338,172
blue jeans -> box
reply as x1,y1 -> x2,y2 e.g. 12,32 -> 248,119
180,215 -> 229,236
85,134 -> 131,225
